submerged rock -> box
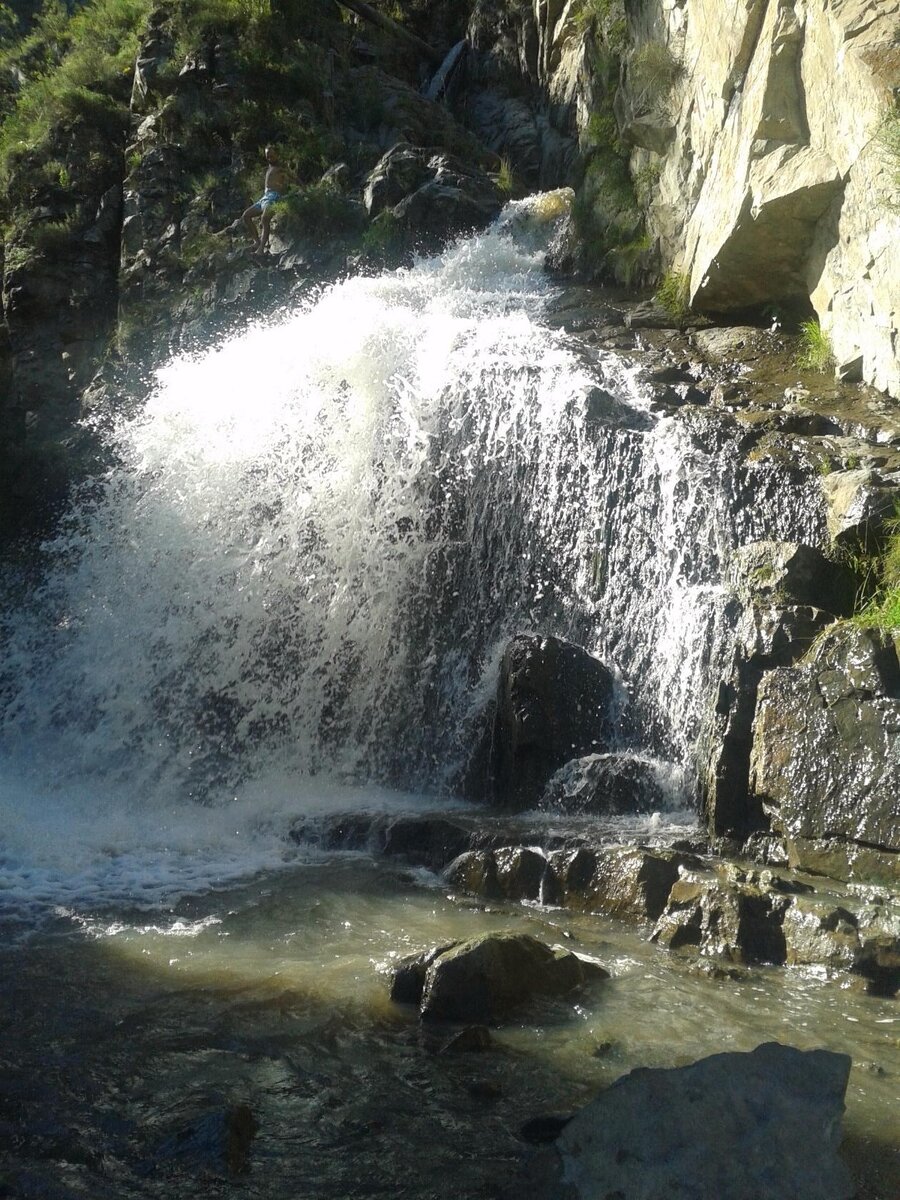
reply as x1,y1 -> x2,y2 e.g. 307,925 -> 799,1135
524,1043 -> 853,1200
541,752 -> 667,814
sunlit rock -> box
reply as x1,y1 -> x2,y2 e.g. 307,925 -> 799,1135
749,623 -> 900,884
418,931 -> 607,1023
526,1043 -> 853,1200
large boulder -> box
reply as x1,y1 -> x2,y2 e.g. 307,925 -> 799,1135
638,0 -> 900,396
477,634 -> 616,809
526,1043 -> 853,1200
749,623 -> 900,883
392,932 -> 607,1023
363,144 -> 503,245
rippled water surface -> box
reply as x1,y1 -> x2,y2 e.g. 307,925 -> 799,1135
3,842 -> 899,1199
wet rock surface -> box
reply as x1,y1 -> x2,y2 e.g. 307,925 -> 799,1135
467,633 -> 616,809
523,1043 -> 854,1200
393,931 -> 607,1023
749,623 -> 900,885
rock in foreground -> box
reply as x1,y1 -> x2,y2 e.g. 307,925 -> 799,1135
525,1042 -> 852,1200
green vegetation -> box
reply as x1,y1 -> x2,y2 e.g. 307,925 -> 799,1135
0,0 -> 149,183
655,269 -> 690,318
273,180 -> 365,244
630,41 -> 682,110
607,232 -> 652,287
852,509 -> 900,630
633,160 -> 661,207
496,156 -> 515,196
797,319 -> 834,372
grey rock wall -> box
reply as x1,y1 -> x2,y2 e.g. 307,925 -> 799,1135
628,0 -> 900,398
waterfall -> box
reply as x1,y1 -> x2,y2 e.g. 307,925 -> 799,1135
0,198 -> 824,914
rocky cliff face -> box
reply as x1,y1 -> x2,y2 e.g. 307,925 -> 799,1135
626,0 -> 900,397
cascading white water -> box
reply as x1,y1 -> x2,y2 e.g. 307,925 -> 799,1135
0,198 -> 824,915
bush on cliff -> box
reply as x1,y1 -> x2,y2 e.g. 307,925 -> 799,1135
854,510 -> 900,631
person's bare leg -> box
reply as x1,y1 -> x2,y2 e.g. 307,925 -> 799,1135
242,204 -> 260,241
257,206 -> 273,251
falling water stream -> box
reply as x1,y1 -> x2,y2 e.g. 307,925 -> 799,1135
1,200 -> 897,1197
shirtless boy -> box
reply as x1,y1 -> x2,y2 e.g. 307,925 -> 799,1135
232,146 -> 296,251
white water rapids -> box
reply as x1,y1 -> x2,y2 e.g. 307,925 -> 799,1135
0,198 -> 822,919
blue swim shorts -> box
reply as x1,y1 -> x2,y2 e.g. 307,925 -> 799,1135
257,190 -> 281,210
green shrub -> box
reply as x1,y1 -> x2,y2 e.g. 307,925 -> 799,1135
608,231 -> 652,286
360,208 -> 404,256
496,156 -> 515,195
655,269 -> 690,317
275,180 -> 365,243
853,509 -> 900,630
630,41 -> 682,110
797,319 -> 833,372
633,160 -> 661,207
0,0 -> 150,184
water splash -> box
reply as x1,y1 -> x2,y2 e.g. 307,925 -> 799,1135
0,201 -> 823,914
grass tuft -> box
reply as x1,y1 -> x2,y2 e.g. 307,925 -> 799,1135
797,319 -> 834,372
655,269 -> 690,318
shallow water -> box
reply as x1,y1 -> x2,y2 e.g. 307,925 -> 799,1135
3,835 -> 898,1199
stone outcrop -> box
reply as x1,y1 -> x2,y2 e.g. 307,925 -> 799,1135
631,0 -> 900,397
525,1043 -> 853,1200
391,931 -> 607,1022
699,542 -> 851,844
466,633 -> 616,809
748,622 -> 900,884
363,143 -> 503,247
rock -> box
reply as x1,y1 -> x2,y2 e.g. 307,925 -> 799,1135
362,144 -> 503,245
485,634 -> 615,809
147,1103 -> 258,1177
419,932 -> 607,1023
820,469 -> 900,546
729,542 -> 855,614
700,601 -> 837,844
782,897 -> 861,970
436,1024 -> 492,1054
541,752 -> 667,815
548,845 -> 686,923
749,623 -> 900,883
390,943 -> 459,1006
445,849 -> 502,899
526,1043 -> 853,1200
651,866 -> 789,964
493,846 -> 556,903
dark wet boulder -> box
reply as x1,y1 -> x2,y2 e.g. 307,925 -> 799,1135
525,1043 -> 853,1200
540,752 -> 666,814
146,1103 -> 258,1178
390,942 -> 459,1006
548,845 -> 688,923
418,932 -> 607,1023
748,623 -> 900,884
651,864 -> 790,964
474,633 -> 615,809
363,143 -> 503,244
699,602 -> 835,843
